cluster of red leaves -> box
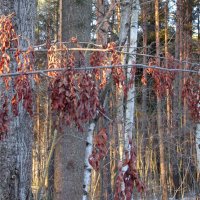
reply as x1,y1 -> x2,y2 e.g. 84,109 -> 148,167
0,14 -> 17,89
12,75 -> 33,116
0,15 -> 35,138
78,73 -> 99,122
50,68 -> 99,130
114,161 -> 125,199
182,77 -> 200,122
0,15 -> 17,73
90,42 -> 126,88
88,128 -> 108,170
90,51 -> 108,88
0,97 -> 8,139
145,58 -> 175,97
110,43 -> 125,87
47,44 -> 68,76
15,47 -> 35,72
114,141 -> 145,200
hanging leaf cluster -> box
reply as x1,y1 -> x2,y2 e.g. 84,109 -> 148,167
0,97 -> 8,139
114,140 -> 145,200
0,14 -> 35,138
49,54 -> 100,130
144,57 -> 175,97
182,77 -> 200,122
88,128 -> 108,170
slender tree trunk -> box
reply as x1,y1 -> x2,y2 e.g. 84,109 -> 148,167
141,0 -> 148,183
116,0 -> 133,162
82,122 -> 96,200
196,124 -> 200,172
172,0 -> 182,198
155,0 -> 168,199
0,0 -> 36,199
124,0 -> 139,152
123,3 -> 139,197
164,0 -> 173,194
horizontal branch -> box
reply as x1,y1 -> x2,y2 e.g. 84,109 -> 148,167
6,43 -> 199,67
0,64 -> 198,78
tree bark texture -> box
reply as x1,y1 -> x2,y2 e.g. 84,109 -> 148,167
82,122 -> 95,200
124,0 -> 139,152
54,127 -> 87,200
61,0 -> 91,42
54,1 -> 92,199
0,0 -> 36,200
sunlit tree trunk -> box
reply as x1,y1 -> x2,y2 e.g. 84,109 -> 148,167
155,0 -> 168,199
196,124 -> 200,172
0,0 -> 36,199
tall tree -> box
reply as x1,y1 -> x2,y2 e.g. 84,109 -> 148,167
155,0 -> 168,199
0,0 -> 36,199
53,1 -> 92,199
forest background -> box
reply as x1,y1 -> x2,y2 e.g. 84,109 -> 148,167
0,0 -> 199,200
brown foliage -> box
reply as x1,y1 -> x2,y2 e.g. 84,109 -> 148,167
88,128 -> 108,170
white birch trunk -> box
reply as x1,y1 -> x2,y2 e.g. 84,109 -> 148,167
196,124 -> 200,171
117,0 -> 133,161
122,2 -> 139,199
124,0 -> 139,152
118,1 -> 132,47
82,122 -> 96,200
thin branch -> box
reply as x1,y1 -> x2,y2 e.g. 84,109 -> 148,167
0,64 -> 198,78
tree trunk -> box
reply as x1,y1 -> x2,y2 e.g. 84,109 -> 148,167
118,0 -> 132,48
96,0 -> 109,45
196,124 -> 200,172
123,2 -> 139,197
155,0 -> 168,199
61,0 -> 91,42
124,0 -> 139,152
141,0 -> 148,184
53,1 -> 92,200
0,0 -> 36,200
82,122 -> 96,200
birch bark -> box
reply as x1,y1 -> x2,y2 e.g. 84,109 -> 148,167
124,0 -> 139,152
82,122 -> 96,200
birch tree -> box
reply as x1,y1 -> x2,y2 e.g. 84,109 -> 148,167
124,0 -> 139,153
